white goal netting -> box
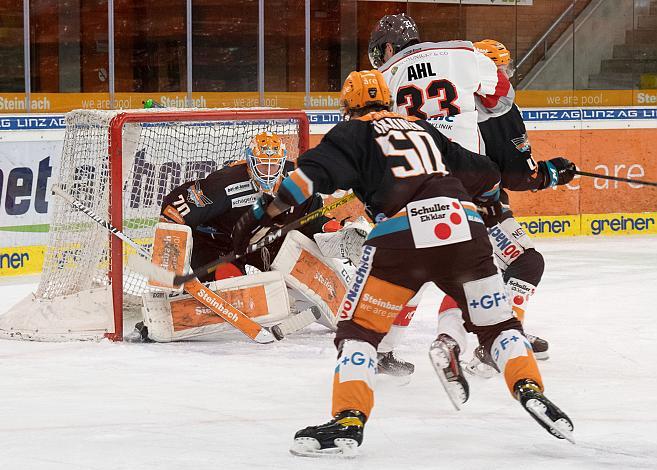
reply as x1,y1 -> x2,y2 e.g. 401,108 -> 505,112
0,108 -> 308,341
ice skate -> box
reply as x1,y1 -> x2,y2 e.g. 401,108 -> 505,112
429,334 -> 470,410
514,379 -> 575,444
290,410 -> 365,458
526,334 -> 549,360
464,345 -> 499,378
127,321 -> 153,343
376,351 -> 415,376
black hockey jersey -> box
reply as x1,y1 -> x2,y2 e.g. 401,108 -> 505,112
161,161 -> 323,255
478,103 -> 544,192
277,110 -> 501,249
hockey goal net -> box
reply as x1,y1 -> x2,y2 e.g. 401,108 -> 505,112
0,108 -> 309,341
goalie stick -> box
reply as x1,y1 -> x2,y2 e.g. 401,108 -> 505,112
51,185 -> 277,344
130,192 -> 357,287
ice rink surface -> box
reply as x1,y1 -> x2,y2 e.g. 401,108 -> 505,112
1,236 -> 656,470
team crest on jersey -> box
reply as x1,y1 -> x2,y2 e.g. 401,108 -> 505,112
511,134 -> 531,153
391,66 -> 398,76
186,181 -> 213,208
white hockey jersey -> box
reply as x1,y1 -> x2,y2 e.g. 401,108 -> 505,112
380,40 -> 514,153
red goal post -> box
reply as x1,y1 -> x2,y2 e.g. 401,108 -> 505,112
0,108 -> 309,342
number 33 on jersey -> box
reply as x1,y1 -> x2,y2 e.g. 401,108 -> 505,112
380,40 -> 513,153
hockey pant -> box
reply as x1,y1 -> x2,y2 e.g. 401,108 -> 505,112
438,216 -> 544,352
331,237 -> 542,419
379,215 -> 544,354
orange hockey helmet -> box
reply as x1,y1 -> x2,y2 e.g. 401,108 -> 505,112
339,70 -> 392,117
474,39 -> 512,66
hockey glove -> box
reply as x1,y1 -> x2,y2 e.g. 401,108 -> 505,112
538,157 -> 576,189
475,199 -> 506,227
314,216 -> 371,265
232,194 -> 274,255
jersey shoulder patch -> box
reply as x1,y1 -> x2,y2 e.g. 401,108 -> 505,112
187,181 -> 213,208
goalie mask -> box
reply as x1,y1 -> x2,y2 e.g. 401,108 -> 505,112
246,132 -> 287,193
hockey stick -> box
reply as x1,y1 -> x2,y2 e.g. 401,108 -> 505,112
130,191 -> 357,287
574,170 -> 657,188
51,185 -> 276,344
52,185 -> 151,258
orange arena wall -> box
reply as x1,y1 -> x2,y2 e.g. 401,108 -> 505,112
309,121 -> 657,220
509,128 -> 657,216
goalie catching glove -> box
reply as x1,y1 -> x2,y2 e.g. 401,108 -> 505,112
313,217 -> 371,265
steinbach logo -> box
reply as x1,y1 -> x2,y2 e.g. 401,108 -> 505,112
197,287 -> 239,322
361,293 -> 403,313
314,270 -> 337,298
194,306 -> 213,316
158,235 -> 182,272
590,215 -> 655,235
339,245 -> 374,319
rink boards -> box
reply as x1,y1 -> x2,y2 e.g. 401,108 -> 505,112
1,107 -> 656,276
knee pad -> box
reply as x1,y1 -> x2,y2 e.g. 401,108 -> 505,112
503,248 -> 545,286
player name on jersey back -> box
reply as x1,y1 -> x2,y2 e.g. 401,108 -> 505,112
380,40 -> 499,154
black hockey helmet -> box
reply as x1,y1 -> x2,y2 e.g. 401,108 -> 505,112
368,14 -> 420,68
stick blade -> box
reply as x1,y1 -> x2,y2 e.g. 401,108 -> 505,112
127,254 -> 176,287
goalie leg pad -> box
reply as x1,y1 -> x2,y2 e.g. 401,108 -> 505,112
272,230 -> 351,330
141,271 -> 290,342
148,222 -> 193,292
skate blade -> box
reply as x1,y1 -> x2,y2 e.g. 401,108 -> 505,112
525,399 -> 576,444
463,359 -> 497,379
375,367 -> 414,378
375,373 -> 412,387
290,437 -> 359,458
428,348 -> 467,411
533,351 -> 549,361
